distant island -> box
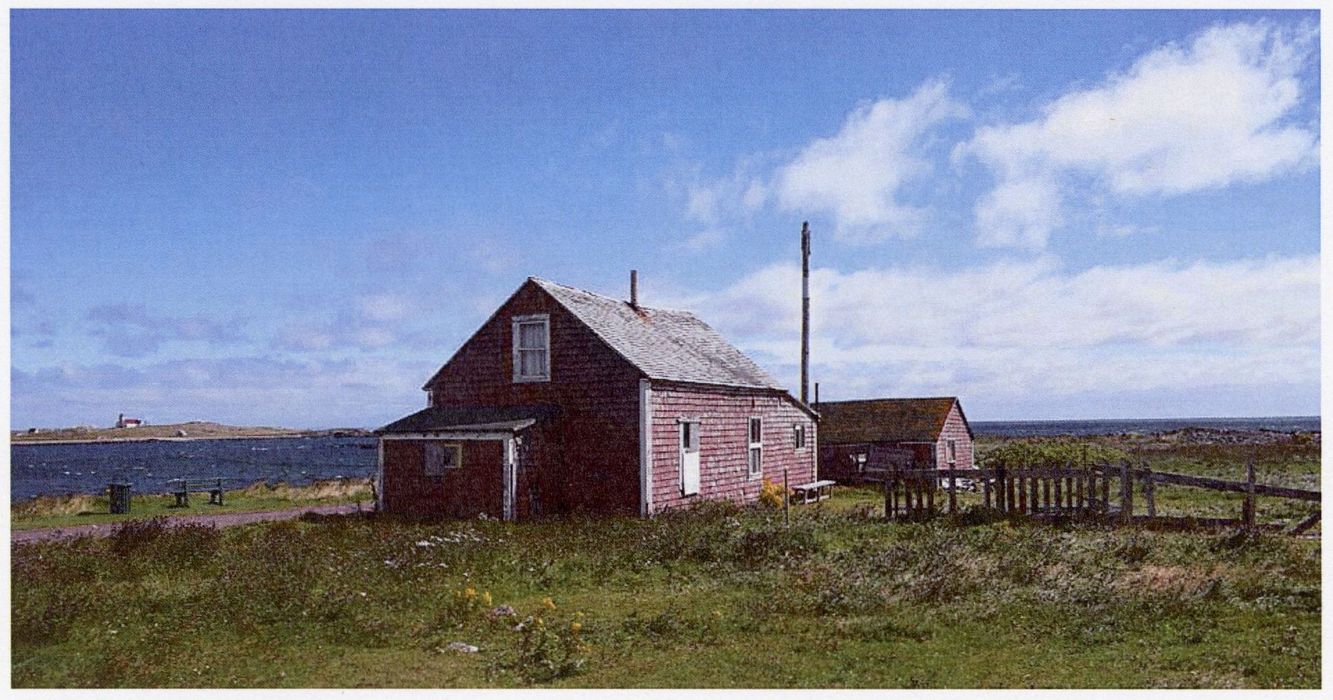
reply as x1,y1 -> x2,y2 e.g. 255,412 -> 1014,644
11,421 -> 373,444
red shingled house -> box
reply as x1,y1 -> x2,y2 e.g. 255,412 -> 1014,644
376,276 -> 818,520
815,397 -> 973,482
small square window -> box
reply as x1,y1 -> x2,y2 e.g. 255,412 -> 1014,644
424,443 -> 461,476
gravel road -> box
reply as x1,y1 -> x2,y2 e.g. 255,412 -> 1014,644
11,503 -> 362,545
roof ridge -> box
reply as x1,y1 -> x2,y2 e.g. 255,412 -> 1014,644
529,276 -> 697,315
820,396 -> 958,404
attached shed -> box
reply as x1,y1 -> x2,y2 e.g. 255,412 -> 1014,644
377,276 -> 818,521
815,397 -> 974,482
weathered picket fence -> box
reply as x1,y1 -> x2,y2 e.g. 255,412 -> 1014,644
883,460 -> 1320,535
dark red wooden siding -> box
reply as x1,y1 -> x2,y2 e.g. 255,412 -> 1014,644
381,439 -> 503,518
423,282 -> 644,517
650,381 -> 816,512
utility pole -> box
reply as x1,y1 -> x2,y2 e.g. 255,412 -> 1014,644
800,221 -> 811,405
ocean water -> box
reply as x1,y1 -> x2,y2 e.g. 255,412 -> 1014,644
11,436 -> 378,502
972,416 -> 1321,438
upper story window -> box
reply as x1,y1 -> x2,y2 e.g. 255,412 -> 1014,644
512,314 -> 550,382
947,439 -> 957,466
793,423 -> 807,449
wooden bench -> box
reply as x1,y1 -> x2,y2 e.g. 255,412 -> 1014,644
791,480 -> 836,505
168,478 -> 225,507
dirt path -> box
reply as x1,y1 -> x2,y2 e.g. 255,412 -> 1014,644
11,503 -> 362,544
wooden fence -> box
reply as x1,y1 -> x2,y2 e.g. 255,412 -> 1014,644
883,460 -> 1320,535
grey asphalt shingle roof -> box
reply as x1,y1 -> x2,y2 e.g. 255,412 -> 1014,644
530,277 -> 786,391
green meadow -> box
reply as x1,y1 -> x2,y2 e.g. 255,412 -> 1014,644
11,435 -> 1319,688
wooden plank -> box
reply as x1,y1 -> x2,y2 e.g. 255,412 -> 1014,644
925,473 -> 934,517
1029,474 -> 1039,515
1143,470 -> 1320,502
1042,477 -> 1051,514
883,477 -> 891,521
1006,469 -> 1016,515
1289,511 -> 1320,535
1053,476 -> 1062,514
1101,468 -> 1110,512
1076,470 -> 1085,515
1017,472 -> 1027,514
983,473 -> 992,508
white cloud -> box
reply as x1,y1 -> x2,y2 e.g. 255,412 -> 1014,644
960,20 -> 1318,249
775,80 -> 968,243
676,254 -> 1317,409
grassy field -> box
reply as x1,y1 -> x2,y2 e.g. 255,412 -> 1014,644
11,479 -> 373,531
11,437 -> 1320,688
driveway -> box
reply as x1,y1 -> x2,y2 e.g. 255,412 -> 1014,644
11,503 -> 362,544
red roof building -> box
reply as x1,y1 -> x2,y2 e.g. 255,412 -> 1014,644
815,397 -> 974,482
376,277 -> 818,520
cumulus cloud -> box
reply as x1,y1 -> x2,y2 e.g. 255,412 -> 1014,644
960,20 -> 1318,249
677,254 -> 1318,411
670,79 -> 966,247
85,303 -> 248,358
775,80 -> 969,242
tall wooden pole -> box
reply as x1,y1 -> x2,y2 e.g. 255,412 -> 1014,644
800,221 -> 811,405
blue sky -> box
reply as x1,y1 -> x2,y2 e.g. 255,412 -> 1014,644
10,9 -> 1321,429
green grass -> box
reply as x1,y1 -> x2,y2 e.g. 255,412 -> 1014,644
12,467 -> 1320,688
11,479 -> 373,531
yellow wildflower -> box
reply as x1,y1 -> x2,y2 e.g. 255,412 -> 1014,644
535,617 -> 545,628
464,587 -> 477,598
480,591 -> 493,606
570,621 -> 583,633
542,596 -> 556,611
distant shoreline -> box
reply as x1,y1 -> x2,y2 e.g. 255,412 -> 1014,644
10,432 -> 373,447
11,422 -> 373,446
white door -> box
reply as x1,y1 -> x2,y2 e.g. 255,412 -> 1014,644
680,421 -> 700,495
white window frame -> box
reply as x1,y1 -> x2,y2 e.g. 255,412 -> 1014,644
511,314 -> 551,383
947,439 -> 957,467
424,442 -> 462,477
747,416 -> 763,479
793,423 -> 806,450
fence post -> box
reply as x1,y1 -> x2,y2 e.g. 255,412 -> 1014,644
883,475 -> 891,521
1244,456 -> 1256,533
925,470 -> 935,517
1052,469 -> 1062,514
948,466 -> 957,514
783,467 -> 790,528
983,469 -> 992,509
1143,465 -> 1155,518
1119,460 -> 1133,524
1100,464 -> 1110,514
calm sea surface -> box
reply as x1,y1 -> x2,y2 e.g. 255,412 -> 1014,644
11,436 -> 378,501
9,416 -> 1320,501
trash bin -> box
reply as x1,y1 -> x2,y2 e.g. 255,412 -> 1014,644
108,482 -> 132,514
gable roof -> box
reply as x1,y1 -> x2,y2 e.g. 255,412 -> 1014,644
420,276 -> 816,418
815,397 -> 971,444
529,277 -> 786,392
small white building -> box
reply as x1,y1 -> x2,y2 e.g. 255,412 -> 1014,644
116,413 -> 143,428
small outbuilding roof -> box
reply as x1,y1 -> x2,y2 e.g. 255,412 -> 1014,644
529,277 -> 786,392
815,397 -> 971,444
377,404 -> 559,435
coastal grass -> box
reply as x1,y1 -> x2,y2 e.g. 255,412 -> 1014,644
12,483 -> 1319,688
11,479 -> 373,531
